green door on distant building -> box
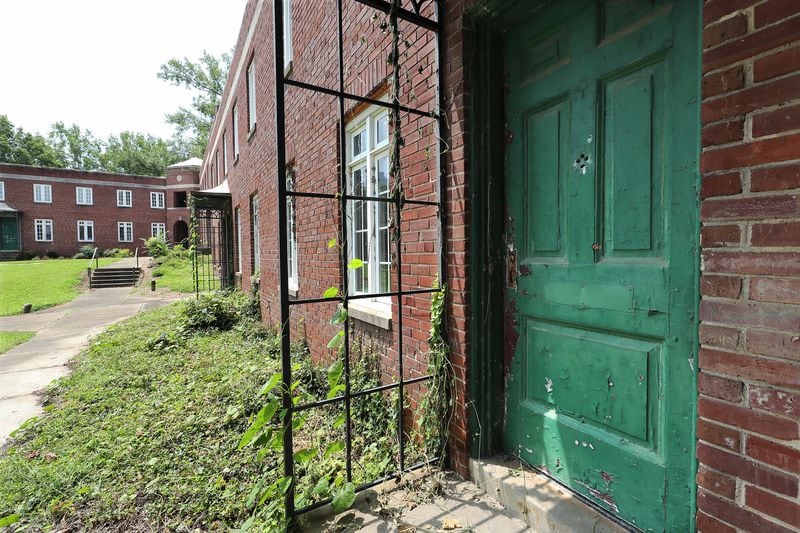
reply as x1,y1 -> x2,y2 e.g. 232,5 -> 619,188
0,215 -> 19,251
503,1 -> 700,530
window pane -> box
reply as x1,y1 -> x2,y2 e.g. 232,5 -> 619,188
352,130 -> 365,157
376,115 -> 388,144
376,156 -> 389,196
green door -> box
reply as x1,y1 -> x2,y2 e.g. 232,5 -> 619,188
0,216 -> 19,251
503,1 -> 700,530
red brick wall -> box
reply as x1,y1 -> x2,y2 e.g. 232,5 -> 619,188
0,163 -> 167,257
699,1 -> 800,530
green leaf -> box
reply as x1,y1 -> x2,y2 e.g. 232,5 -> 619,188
333,413 -> 346,429
238,401 -> 280,449
294,448 -> 317,464
238,515 -> 255,532
277,476 -> 293,494
245,481 -> 263,509
324,441 -> 345,458
327,238 -> 337,248
327,360 -> 344,387
0,515 -> 20,527
311,477 -> 330,496
330,308 -> 348,325
326,384 -> 346,400
323,286 -> 339,299
258,373 -> 282,396
347,258 -> 364,269
327,330 -> 344,350
331,482 -> 357,513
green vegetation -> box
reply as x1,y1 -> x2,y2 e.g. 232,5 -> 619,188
0,291 -> 398,531
151,245 -> 195,293
0,259 -> 113,316
0,331 -> 34,355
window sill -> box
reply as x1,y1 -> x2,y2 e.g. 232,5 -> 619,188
348,299 -> 391,331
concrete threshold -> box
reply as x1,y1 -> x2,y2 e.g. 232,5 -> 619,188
469,457 -> 631,532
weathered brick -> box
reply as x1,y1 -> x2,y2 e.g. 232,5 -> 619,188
702,225 -> 742,247
699,372 -> 744,403
751,163 -> 800,191
701,171 -> 742,198
754,0 -> 800,29
702,119 -> 745,146
697,511 -> 737,533
749,386 -> 800,418
697,442 -> 799,496
700,194 -> 800,221
701,134 -> 800,172
747,434 -> 800,474
698,417 -> 742,451
750,277 -> 800,305
703,66 -> 745,98
704,13 -> 749,49
700,323 -> 741,350
698,395 -> 799,439
751,221 -> 800,247
703,16 -> 800,72
754,45 -> 800,82
702,251 -> 800,276
752,104 -> 800,138
745,485 -> 800,529
700,348 -> 800,388
702,74 -> 800,123
746,329 -> 800,362
700,275 -> 742,298
703,0 -> 759,27
698,466 -> 737,499
698,490 -> 794,533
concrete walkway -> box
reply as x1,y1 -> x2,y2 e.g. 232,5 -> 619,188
0,280 -> 183,445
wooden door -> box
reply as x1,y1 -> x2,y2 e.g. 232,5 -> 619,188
503,1 -> 700,530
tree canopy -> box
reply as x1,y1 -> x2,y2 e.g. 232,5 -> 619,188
158,50 -> 231,158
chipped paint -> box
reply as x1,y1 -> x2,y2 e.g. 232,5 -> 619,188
545,377 -> 553,393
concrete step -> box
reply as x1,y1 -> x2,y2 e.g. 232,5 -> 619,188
93,267 -> 141,274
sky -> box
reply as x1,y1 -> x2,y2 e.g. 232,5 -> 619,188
0,0 -> 248,139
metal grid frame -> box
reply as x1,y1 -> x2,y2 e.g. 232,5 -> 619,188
191,193 -> 235,293
272,0 -> 447,521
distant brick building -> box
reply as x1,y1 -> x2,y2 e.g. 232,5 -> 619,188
199,1 -> 800,530
0,160 -> 201,259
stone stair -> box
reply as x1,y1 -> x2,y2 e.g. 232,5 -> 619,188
90,267 -> 141,288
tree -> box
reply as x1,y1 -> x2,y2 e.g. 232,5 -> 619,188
158,50 -> 231,158
0,115 -> 64,168
48,122 -> 104,170
101,131 -> 180,176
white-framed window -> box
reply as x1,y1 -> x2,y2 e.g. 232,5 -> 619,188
286,171 -> 298,291
117,189 -> 132,207
150,191 -> 165,209
0,181 -> 5,201
76,186 -> 93,205
151,223 -> 166,238
247,59 -> 257,132
223,132 -> 229,175
233,104 -> 240,158
251,194 -> 260,272
34,219 -> 53,241
77,220 -> 94,242
346,106 -> 391,309
236,207 -> 243,273
283,0 -> 293,69
33,184 -> 52,203
216,151 -> 220,184
117,221 -> 133,242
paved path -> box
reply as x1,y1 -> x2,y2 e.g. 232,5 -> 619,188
0,281 -> 183,445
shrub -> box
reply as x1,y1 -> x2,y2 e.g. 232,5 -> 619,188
179,291 -> 249,332
15,250 -> 38,261
73,244 -> 96,259
45,250 -> 60,259
102,248 -> 132,258
142,236 -> 169,258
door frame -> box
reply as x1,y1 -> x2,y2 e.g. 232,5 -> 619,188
466,0 -> 703,529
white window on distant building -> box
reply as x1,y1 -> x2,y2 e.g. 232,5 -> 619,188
346,106 -> 391,312
216,151 -> 220,184
77,220 -> 94,242
0,181 -> 5,201
150,191 -> 165,209
151,223 -> 166,238
117,222 -> 133,242
247,59 -> 257,132
33,184 -> 52,203
251,194 -> 260,273
235,207 -> 243,273
35,219 -> 53,241
283,0 -> 293,70
233,104 -> 240,159
76,186 -> 93,205
223,132 -> 229,175
117,189 -> 132,207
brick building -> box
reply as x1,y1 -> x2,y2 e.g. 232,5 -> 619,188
0,159 -> 201,258
199,0 -> 800,530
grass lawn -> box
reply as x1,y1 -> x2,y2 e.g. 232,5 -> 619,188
151,254 -> 195,293
0,293 -> 403,531
0,331 -> 35,354
0,259 -> 114,316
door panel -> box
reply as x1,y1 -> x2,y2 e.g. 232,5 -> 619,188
0,217 -> 19,251
503,1 -> 699,530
